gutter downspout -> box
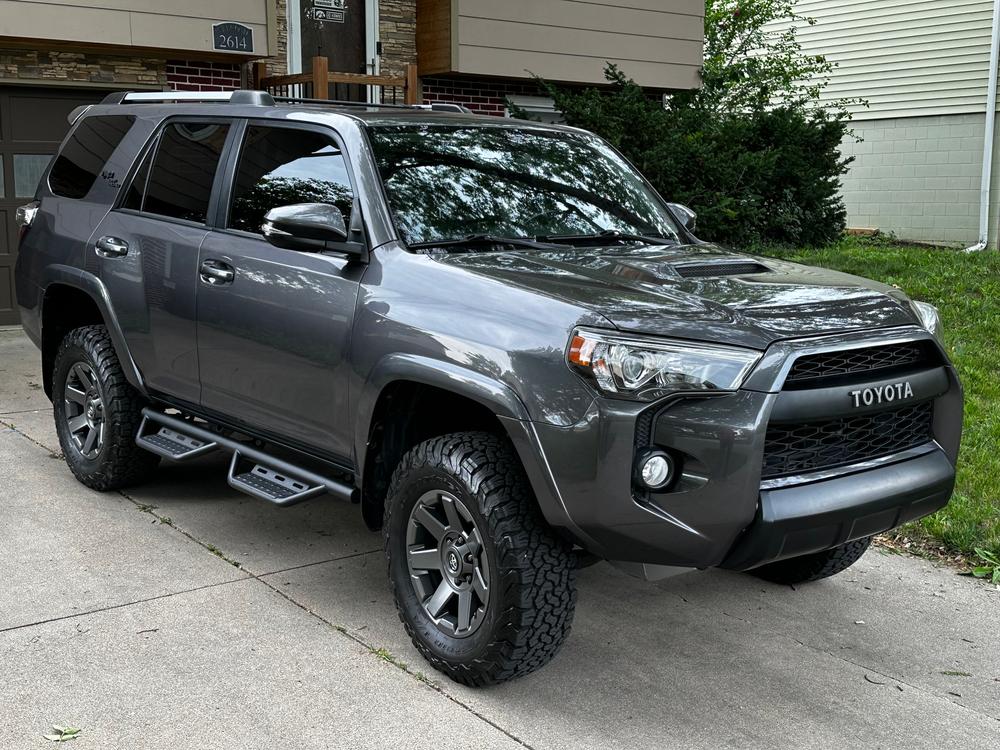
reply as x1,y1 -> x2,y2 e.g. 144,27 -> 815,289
966,0 -> 1000,252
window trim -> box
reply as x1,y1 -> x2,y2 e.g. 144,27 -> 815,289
212,119 -> 362,243
113,115 -> 239,231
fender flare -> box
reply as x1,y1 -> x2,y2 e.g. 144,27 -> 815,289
354,353 -> 530,468
354,354 -> 581,535
39,265 -> 146,396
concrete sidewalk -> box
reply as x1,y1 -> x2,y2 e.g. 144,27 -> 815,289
1,327 -> 998,749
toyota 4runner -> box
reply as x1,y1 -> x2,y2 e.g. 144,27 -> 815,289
14,90 -> 963,686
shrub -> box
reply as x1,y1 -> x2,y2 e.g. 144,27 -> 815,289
523,0 -> 860,249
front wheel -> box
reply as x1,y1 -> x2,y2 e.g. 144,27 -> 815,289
751,537 -> 873,585
385,432 -> 577,686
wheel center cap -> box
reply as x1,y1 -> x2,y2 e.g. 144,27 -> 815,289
447,551 -> 460,574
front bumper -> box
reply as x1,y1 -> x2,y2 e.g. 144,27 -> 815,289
523,327 -> 963,570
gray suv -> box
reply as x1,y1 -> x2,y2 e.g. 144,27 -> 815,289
14,91 -> 963,686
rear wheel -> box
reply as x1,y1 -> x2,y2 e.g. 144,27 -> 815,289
52,325 -> 159,491
385,432 -> 577,686
751,537 -> 873,585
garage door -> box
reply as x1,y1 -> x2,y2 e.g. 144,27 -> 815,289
0,87 -> 109,326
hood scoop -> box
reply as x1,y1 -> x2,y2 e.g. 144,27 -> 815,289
675,260 -> 770,279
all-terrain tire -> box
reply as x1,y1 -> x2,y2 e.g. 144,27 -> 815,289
384,432 -> 577,686
751,537 -> 873,585
52,325 -> 160,491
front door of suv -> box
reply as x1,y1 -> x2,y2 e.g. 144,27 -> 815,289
195,121 -> 364,461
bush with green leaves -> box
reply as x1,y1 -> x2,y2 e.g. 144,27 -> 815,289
523,0 -> 858,249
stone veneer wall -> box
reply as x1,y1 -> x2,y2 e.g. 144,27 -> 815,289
0,48 -> 165,88
379,0 -> 417,77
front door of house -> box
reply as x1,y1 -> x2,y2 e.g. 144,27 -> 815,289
299,0 -> 368,100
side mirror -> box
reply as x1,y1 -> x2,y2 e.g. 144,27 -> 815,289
262,203 -> 367,261
667,202 -> 697,235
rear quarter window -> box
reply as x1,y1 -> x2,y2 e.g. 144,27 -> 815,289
48,115 -> 136,199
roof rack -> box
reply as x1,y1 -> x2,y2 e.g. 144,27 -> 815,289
272,96 -> 473,114
101,90 -> 275,106
97,90 -> 475,115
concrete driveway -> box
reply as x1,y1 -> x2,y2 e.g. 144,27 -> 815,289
1,326 -> 998,749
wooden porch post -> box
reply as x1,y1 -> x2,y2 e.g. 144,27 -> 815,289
250,61 -> 267,91
404,63 -> 421,105
312,56 -> 330,99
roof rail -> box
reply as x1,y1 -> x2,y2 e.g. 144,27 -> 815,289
271,96 -> 474,114
100,90 -> 275,106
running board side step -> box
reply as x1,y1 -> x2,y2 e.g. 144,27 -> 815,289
137,408 -> 354,507
136,416 -> 218,460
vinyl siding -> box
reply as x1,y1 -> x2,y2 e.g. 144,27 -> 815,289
0,0 -> 275,58
770,0 -> 995,119
418,0 -> 704,90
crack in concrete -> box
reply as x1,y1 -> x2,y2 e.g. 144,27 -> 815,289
115,484 -> 535,746
0,578 -> 248,635
0,416 -> 60,456
789,638 -> 1000,723
252,573 -> 538,750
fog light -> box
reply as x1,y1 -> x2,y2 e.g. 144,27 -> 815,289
637,451 -> 674,490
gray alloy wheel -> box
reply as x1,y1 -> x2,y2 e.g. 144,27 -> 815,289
63,361 -> 106,460
52,325 -> 159,491
406,489 -> 491,638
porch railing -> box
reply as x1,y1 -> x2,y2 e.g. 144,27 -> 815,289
252,56 -> 420,105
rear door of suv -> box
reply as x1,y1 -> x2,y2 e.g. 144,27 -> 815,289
91,117 -> 235,404
195,119 -> 364,462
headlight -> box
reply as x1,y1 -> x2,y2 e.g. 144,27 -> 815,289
909,300 -> 942,340
568,329 -> 762,400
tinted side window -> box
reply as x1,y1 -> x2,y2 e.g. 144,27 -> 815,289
228,126 -> 353,234
49,115 -> 135,199
143,122 -> 230,224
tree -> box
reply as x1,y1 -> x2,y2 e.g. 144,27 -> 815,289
523,0 -> 858,248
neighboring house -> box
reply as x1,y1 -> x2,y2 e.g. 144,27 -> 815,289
0,0 -> 705,325
771,0 -> 1000,248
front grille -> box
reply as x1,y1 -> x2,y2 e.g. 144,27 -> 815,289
675,261 -> 770,278
786,342 -> 932,385
761,401 -> 934,479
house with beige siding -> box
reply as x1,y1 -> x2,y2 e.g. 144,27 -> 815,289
770,0 -> 1000,248
0,0 -> 705,326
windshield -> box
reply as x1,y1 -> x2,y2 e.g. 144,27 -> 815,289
367,124 -> 682,247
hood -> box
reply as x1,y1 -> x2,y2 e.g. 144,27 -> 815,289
435,244 -> 919,349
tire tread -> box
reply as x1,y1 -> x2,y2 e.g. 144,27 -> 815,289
384,432 -> 576,686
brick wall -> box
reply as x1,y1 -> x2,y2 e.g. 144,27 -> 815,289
839,113 -> 991,247
0,48 -> 165,87
422,76 -> 546,116
166,61 -> 242,91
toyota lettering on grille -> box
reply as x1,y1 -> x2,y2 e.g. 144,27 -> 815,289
850,382 -> 914,408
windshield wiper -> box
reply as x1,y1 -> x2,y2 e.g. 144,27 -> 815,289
408,234 -> 562,252
536,230 -> 678,247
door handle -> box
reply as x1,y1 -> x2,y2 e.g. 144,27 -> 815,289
95,236 -> 129,258
200,259 -> 235,286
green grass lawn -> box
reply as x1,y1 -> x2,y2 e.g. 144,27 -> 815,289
763,237 -> 1000,561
